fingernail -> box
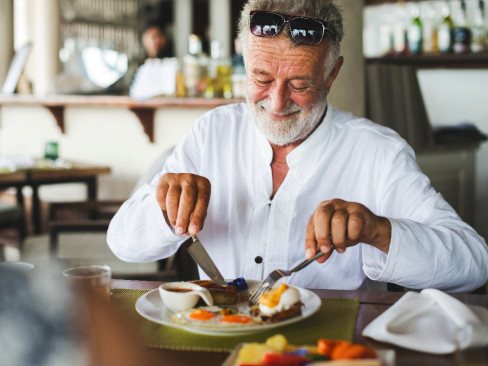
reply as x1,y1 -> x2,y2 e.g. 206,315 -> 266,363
320,246 -> 330,253
305,248 -> 314,259
189,224 -> 199,235
337,248 -> 345,253
175,227 -> 184,235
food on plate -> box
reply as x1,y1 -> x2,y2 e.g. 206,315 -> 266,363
191,280 -> 239,305
228,277 -> 249,291
235,335 -> 378,366
172,306 -> 256,327
253,284 -> 303,322
317,339 -> 377,360
170,280 -> 306,328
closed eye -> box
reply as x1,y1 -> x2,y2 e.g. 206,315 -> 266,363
289,81 -> 311,93
254,78 -> 274,87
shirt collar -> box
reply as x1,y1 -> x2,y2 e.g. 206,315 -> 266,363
246,103 -> 335,168
285,104 -> 334,168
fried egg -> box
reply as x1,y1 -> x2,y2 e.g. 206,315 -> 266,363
172,306 -> 256,327
258,284 -> 301,317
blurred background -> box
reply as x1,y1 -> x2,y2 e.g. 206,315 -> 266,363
0,0 -> 486,275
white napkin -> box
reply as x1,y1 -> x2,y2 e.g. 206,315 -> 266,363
362,289 -> 488,354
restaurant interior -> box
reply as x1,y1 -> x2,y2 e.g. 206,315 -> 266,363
0,0 -> 487,365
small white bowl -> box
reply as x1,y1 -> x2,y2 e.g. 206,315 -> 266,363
159,281 -> 213,313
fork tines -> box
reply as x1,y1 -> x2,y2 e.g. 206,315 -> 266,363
250,280 -> 273,305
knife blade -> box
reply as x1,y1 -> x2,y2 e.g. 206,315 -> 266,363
186,236 -> 227,286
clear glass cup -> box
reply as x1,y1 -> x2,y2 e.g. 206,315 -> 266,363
62,265 -> 112,297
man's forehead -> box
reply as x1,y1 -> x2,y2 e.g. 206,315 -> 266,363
247,35 -> 327,72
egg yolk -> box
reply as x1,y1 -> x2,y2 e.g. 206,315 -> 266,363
259,284 -> 289,308
189,309 -> 216,321
220,315 -> 252,323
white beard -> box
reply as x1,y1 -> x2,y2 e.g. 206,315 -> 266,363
247,92 -> 328,146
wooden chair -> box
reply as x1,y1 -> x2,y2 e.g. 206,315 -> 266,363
0,196 -> 26,250
46,147 -> 194,280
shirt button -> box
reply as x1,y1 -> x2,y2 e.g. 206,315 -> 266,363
254,256 -> 263,264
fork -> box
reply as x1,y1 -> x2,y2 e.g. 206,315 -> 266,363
249,251 -> 327,305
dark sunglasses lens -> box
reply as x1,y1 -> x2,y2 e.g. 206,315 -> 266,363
289,18 -> 324,45
250,12 -> 283,37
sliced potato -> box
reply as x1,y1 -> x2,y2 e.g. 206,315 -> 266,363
236,343 -> 272,364
265,334 -> 288,352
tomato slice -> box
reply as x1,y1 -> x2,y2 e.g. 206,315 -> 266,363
220,314 -> 253,323
262,352 -> 309,365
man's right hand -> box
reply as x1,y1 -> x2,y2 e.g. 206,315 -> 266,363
155,173 -> 211,236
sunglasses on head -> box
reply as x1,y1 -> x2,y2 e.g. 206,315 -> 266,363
249,10 -> 336,46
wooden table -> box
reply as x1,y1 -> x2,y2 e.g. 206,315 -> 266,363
111,280 -> 488,366
0,162 -> 111,233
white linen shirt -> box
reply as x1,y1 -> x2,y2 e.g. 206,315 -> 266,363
107,103 -> 488,292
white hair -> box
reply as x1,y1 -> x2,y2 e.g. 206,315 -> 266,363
238,0 -> 344,75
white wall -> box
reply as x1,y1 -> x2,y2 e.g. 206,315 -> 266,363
329,0 -> 365,118
0,106 -> 209,200
417,70 -> 488,237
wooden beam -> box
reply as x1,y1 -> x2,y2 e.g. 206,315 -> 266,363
130,107 -> 155,143
46,105 -> 65,133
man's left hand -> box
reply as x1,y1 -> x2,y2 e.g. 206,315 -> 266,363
305,199 -> 391,263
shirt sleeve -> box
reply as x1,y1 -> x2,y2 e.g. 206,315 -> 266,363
106,115 -> 208,263
362,144 -> 488,292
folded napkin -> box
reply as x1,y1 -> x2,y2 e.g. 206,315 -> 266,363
362,289 -> 488,354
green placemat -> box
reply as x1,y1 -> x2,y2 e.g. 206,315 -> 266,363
113,289 -> 359,352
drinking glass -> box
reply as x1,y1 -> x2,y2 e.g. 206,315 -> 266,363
62,265 -> 112,296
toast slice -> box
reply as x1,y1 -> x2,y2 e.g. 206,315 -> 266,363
191,280 -> 238,305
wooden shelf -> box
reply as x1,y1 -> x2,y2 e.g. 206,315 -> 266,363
366,53 -> 488,68
0,95 -> 244,143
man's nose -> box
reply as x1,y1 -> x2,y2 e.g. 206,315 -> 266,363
267,82 -> 291,114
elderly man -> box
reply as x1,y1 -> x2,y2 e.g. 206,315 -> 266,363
108,0 -> 488,292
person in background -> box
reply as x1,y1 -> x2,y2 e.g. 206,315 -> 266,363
141,22 -> 174,59
129,22 -> 175,99
111,0 -> 488,292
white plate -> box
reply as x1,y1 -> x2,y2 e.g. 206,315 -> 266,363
135,281 -> 321,336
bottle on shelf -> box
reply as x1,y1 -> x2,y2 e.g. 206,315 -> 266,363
205,40 -> 233,99
175,60 -> 186,97
423,2 -> 440,54
392,1 -> 408,55
438,0 -> 454,54
231,38 -> 247,98
183,34 -> 209,97
452,0 -> 472,54
470,0 -> 487,53
379,4 -> 395,56
407,3 -> 423,55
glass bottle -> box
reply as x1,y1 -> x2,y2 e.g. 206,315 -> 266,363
205,40 -> 232,99
452,0 -> 472,54
423,2 -> 439,54
407,4 -> 423,55
393,1 -> 408,55
183,35 -> 208,97
231,38 -> 247,98
438,1 -> 454,54
379,4 -> 395,56
471,0 -> 487,53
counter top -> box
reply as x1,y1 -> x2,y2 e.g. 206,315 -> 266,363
0,95 -> 244,142
0,94 -> 244,108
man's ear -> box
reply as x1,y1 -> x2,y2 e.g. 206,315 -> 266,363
325,56 -> 344,92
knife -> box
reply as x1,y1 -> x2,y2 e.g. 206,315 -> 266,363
186,236 -> 227,286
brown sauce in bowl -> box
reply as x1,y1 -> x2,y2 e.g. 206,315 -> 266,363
167,288 -> 192,293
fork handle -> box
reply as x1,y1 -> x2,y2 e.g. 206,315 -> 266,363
290,251 -> 328,273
